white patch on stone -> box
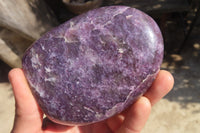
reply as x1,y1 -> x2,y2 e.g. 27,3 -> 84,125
44,77 -> 56,82
118,48 -> 124,54
31,53 -> 41,68
49,52 -> 57,58
90,56 -> 98,64
102,20 -> 112,28
41,45 -> 45,50
63,37 -> 68,43
39,89 -> 45,97
69,102 -> 73,106
63,36 -> 79,43
126,15 -> 133,19
84,106 -> 94,113
70,21 -> 74,27
95,112 -> 104,119
76,81 -> 80,84
45,67 -> 52,73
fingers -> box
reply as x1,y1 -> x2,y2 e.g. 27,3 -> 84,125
144,70 -> 174,105
116,97 -> 151,133
110,70 -> 174,133
42,117 -> 73,132
106,114 -> 124,132
9,68 -> 43,133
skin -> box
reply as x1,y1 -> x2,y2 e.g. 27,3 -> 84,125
8,68 -> 174,133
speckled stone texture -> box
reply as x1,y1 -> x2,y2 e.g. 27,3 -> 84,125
22,6 -> 164,125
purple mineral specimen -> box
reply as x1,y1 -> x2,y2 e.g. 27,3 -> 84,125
22,6 -> 164,125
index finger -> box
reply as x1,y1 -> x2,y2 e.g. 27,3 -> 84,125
144,70 -> 174,106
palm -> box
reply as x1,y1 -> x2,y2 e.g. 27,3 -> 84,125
43,122 -> 110,133
43,121 -> 114,133
9,69 -> 174,133
42,112 -> 124,133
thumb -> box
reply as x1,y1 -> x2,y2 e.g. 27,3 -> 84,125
117,97 -> 151,133
9,68 -> 43,133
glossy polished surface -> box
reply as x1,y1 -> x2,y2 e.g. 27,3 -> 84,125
22,6 -> 164,125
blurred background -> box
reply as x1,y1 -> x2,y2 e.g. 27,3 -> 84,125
0,0 -> 199,132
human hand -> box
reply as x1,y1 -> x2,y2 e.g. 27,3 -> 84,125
9,68 -> 174,133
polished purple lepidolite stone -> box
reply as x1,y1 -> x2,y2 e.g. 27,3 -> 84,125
22,6 -> 164,125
